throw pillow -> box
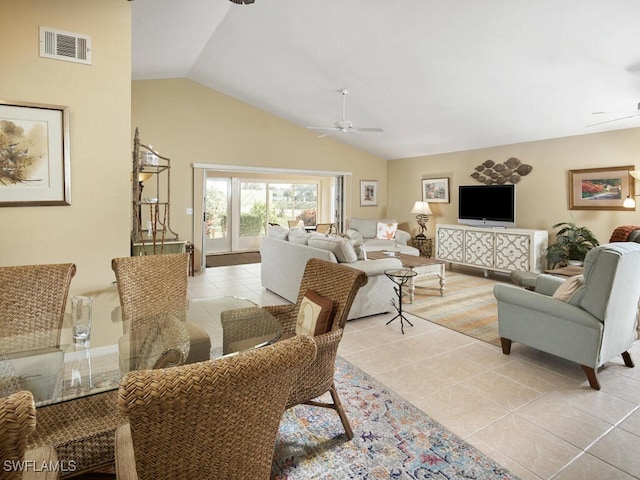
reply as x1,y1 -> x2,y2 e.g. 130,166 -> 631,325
288,231 -> 312,245
307,235 -> 358,263
552,275 -> 585,302
267,225 -> 290,240
296,290 -> 335,336
352,239 -> 367,261
376,222 -> 398,240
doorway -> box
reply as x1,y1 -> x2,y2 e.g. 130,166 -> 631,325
193,165 -> 351,270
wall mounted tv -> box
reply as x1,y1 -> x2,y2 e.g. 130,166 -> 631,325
458,184 -> 516,228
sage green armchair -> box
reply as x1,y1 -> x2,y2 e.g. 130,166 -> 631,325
494,243 -> 640,390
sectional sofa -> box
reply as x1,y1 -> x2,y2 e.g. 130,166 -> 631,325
260,225 -> 406,319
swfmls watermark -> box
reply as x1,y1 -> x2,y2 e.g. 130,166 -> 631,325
3,460 -> 77,473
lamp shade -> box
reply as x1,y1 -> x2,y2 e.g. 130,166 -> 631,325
630,170 -> 640,180
411,201 -> 433,215
138,172 -> 153,182
624,195 -> 637,209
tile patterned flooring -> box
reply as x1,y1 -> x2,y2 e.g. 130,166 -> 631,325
190,263 -> 640,480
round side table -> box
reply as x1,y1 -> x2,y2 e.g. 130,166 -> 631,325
385,268 -> 417,334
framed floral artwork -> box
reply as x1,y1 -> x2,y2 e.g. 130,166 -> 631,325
569,166 -> 634,211
422,177 -> 449,203
0,100 -> 71,206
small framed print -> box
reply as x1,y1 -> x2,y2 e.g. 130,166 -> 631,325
360,180 -> 378,206
422,177 -> 449,203
569,166 -> 634,211
0,100 -> 71,206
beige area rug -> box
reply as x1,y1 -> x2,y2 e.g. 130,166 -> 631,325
404,269 -> 512,347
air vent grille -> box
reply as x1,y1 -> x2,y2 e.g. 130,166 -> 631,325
39,27 -> 92,65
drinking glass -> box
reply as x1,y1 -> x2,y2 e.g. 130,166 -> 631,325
71,295 -> 92,346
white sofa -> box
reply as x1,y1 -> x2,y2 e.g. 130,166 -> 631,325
260,230 -> 403,320
346,218 -> 419,256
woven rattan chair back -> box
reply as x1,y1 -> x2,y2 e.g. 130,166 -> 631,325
0,263 -> 76,353
294,258 -> 367,330
115,335 -> 317,480
314,223 -> 335,234
266,258 -> 367,440
111,253 -> 188,332
0,390 -> 36,479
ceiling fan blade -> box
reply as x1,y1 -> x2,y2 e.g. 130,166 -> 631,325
307,126 -> 337,131
355,127 -> 384,133
585,113 -> 640,128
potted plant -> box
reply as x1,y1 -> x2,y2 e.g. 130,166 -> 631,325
546,221 -> 600,268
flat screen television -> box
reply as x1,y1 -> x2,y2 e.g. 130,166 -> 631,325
458,184 -> 516,228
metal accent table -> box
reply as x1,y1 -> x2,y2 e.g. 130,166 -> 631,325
368,252 -> 446,302
385,269 -> 417,334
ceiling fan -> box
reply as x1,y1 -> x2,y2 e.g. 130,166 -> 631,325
586,102 -> 640,127
307,89 -> 384,138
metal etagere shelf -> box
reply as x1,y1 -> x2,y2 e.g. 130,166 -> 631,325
131,128 -> 180,254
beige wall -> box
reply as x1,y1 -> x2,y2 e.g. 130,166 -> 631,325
2,1 -> 638,300
0,1 -> 131,300
131,78 -> 388,245
388,128 -> 640,245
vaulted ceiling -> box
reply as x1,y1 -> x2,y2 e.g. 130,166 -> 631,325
132,0 -> 640,160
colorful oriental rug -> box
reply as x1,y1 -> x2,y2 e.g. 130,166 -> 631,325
404,270 -> 506,346
272,357 -> 518,479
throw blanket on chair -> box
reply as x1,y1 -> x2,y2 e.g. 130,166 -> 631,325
610,225 -> 640,242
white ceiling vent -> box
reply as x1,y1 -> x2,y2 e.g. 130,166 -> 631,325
39,27 -> 92,65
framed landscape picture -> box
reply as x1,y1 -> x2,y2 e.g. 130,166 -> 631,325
569,166 -> 634,211
360,180 -> 378,206
422,177 -> 449,203
0,100 -> 71,206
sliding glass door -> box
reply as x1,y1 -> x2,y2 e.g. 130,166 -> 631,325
200,169 -> 343,260
203,177 -> 231,255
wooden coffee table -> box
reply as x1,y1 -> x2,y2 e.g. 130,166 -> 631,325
367,251 -> 446,303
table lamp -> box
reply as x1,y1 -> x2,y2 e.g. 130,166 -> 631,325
624,170 -> 640,208
411,201 -> 433,239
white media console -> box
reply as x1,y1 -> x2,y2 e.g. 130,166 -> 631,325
435,224 -> 548,275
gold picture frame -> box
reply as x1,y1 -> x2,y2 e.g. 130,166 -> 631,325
0,100 -> 71,206
569,165 -> 634,211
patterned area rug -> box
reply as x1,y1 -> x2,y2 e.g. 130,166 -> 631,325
272,357 -> 518,479
404,270 -> 508,347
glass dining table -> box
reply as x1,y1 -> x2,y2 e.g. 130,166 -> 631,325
0,296 -> 283,476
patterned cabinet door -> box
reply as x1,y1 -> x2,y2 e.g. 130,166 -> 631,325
495,232 -> 531,271
436,227 -> 464,262
464,230 -> 495,268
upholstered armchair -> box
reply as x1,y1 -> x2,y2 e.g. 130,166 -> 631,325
494,243 -> 640,390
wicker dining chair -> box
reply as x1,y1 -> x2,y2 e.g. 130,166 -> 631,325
263,258 -> 367,439
314,223 -> 335,234
0,263 -> 76,354
111,253 -> 211,367
114,335 -> 317,480
1,390 -> 59,480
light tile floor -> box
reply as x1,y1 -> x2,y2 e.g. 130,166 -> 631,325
190,263 -> 640,480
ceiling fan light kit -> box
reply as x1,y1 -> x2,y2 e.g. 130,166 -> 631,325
307,89 -> 384,137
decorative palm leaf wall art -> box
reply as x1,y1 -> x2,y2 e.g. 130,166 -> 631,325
470,157 -> 533,184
